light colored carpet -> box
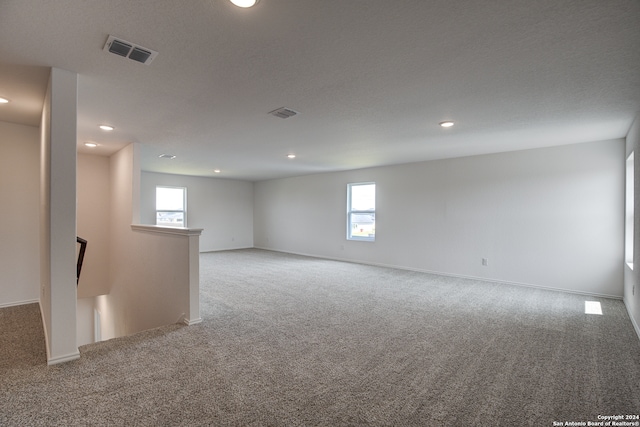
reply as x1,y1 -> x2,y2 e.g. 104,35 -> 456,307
1,248 -> 639,426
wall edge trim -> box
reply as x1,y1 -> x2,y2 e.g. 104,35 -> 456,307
623,297 -> 640,342
39,300 -> 51,363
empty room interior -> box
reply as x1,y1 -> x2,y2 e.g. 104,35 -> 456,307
1,0 -> 640,425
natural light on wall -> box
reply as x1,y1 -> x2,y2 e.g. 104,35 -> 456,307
584,301 -> 603,315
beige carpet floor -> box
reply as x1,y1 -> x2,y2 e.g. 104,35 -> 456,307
1,249 -> 639,426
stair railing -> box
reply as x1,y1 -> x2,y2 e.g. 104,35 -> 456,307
76,237 -> 87,285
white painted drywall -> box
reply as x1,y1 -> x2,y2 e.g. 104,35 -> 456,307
39,68 -> 79,364
140,172 -> 253,252
39,73 -> 51,348
76,154 -> 111,346
76,297 -> 95,346
254,139 -> 624,298
0,121 -> 40,307
77,154 -> 111,297
624,115 -> 640,338
98,144 -> 201,340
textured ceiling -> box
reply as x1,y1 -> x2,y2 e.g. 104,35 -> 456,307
0,0 -> 639,181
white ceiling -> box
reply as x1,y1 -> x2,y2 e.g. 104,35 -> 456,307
0,0 -> 639,181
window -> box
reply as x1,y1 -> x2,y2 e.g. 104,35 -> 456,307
626,153 -> 634,269
156,186 -> 186,227
347,182 -> 375,241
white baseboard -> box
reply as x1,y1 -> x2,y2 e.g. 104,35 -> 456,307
47,351 -> 80,365
177,312 -> 202,326
183,317 -> 202,326
38,300 -> 81,365
253,247 -> 624,300
624,298 -> 640,342
0,298 -> 39,309
200,246 -> 253,254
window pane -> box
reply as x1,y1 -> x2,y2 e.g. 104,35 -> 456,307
350,184 -> 375,211
347,182 -> 375,241
157,212 -> 184,226
156,187 -> 184,211
349,213 -> 375,239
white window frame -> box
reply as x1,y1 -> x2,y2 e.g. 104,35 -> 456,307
347,182 -> 376,242
156,186 -> 187,228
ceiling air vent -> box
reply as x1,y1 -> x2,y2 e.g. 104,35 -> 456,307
103,35 -> 158,65
269,107 -> 298,119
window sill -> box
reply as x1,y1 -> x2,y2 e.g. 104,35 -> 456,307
131,224 -> 203,236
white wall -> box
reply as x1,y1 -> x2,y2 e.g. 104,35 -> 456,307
97,144 -> 201,340
0,121 -> 40,307
140,172 -> 253,252
76,297 -> 96,346
255,139 -> 624,298
39,68 -> 79,364
625,115 -> 640,338
77,153 -> 111,297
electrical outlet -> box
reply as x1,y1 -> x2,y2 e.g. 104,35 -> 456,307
482,258 -> 488,266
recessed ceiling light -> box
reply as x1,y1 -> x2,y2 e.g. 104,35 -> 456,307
287,154 -> 296,159
439,121 -> 455,128
214,169 -> 221,174
0,97 -> 9,104
84,142 -> 98,148
158,154 -> 176,159
229,0 -> 259,7
99,125 -> 114,131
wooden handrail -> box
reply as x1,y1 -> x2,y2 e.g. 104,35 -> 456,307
76,237 -> 87,285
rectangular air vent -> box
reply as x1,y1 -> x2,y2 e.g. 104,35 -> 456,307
108,39 -> 132,57
269,107 -> 299,119
103,35 -> 158,65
